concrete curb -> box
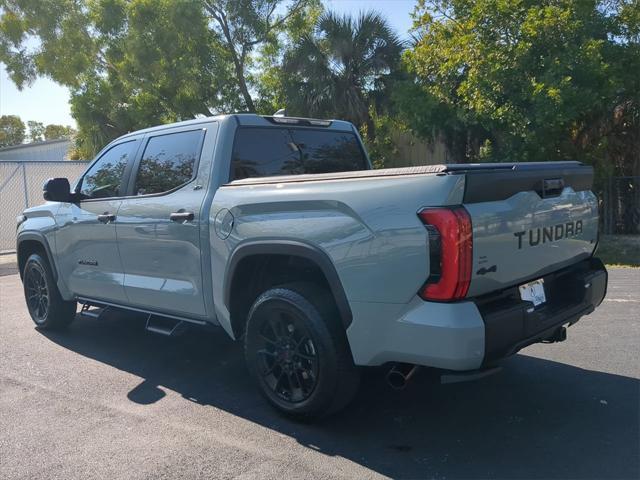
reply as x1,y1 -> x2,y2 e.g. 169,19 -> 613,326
0,253 -> 18,277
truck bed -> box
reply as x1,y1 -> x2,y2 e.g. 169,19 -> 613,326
221,160 -> 597,298
225,161 -> 592,204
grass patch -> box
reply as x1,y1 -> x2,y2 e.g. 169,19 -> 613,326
596,235 -> 640,267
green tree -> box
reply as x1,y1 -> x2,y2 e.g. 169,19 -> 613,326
44,124 -> 75,140
403,0 -> 639,174
0,114 -> 25,146
0,0 -> 317,156
203,0 -> 316,112
253,0 -> 324,114
283,11 -> 403,133
27,120 -> 45,142
0,0 -> 233,155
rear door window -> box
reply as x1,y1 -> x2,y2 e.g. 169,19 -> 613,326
231,127 -> 367,180
134,129 -> 204,195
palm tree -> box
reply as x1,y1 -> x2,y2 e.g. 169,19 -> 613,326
283,11 -> 403,134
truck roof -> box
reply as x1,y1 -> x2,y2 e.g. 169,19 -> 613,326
116,113 -> 355,142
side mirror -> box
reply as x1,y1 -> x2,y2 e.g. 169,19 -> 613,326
43,178 -> 72,202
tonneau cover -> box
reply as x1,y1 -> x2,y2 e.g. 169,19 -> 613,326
224,162 -> 590,199
224,165 -> 448,186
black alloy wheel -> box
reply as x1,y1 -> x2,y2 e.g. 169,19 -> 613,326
22,253 -> 76,330
255,305 -> 320,403
24,261 -> 50,323
244,283 -> 360,419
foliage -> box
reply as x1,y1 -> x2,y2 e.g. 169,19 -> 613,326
27,120 -> 44,142
203,0 -> 317,112
0,0 -> 317,156
25,121 -> 74,143
0,0 -> 218,154
66,143 -> 85,161
74,0 -> 246,156
4,115 -> 75,146
282,11 -> 403,132
403,0 -> 640,176
360,108 -> 409,169
3,0 -> 635,181
253,0 -> 323,115
1,2 -> 400,156
392,75 -> 477,162
0,114 -> 25,146
44,124 -> 75,140
596,235 -> 640,267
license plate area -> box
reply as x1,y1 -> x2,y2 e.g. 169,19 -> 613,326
519,278 -> 546,307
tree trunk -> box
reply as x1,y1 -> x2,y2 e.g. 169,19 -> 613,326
364,115 -> 375,142
233,58 -> 256,112
204,5 -> 256,113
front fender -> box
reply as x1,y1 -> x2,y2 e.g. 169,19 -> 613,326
16,230 -> 57,279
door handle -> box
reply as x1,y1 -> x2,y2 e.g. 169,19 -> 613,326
97,213 -> 116,224
169,211 -> 194,223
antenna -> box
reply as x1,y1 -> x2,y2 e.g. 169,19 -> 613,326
273,108 -> 287,117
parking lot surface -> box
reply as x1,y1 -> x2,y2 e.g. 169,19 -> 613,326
1,269 -> 638,479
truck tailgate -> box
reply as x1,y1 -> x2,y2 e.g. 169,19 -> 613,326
459,162 -> 599,297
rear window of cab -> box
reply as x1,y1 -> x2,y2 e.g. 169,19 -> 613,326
231,127 -> 368,180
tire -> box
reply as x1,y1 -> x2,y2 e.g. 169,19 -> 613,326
244,282 -> 360,419
22,253 -> 76,330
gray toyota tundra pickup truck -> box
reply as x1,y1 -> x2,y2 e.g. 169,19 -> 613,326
17,113 -> 608,418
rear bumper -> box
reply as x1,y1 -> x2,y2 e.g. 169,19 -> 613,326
346,257 -> 607,370
477,257 -> 607,365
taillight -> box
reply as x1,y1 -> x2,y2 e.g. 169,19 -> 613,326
417,207 -> 473,301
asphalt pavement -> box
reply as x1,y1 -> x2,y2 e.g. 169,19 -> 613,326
1,268 -> 638,479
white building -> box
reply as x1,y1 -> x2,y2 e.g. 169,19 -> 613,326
0,139 -> 72,161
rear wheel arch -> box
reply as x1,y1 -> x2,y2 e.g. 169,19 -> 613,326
224,240 -> 352,339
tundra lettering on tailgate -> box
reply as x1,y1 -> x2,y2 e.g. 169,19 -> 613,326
514,220 -> 583,249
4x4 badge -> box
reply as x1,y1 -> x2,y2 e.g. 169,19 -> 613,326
477,265 -> 497,275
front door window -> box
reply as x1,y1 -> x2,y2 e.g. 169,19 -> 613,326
79,141 -> 137,199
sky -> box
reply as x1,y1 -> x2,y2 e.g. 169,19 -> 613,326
0,0 -> 416,128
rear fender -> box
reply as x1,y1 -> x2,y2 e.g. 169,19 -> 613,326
224,240 -> 352,334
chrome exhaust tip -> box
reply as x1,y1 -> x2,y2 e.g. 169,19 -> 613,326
542,326 -> 567,344
386,363 -> 420,390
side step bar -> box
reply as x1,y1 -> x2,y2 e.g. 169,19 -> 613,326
79,301 -> 109,320
145,315 -> 186,337
80,301 -> 186,336
76,296 -> 208,336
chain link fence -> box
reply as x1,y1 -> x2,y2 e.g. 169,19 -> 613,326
0,161 -> 88,253
599,176 -> 640,235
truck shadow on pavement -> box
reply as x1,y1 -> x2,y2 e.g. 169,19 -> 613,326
41,310 -> 639,480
